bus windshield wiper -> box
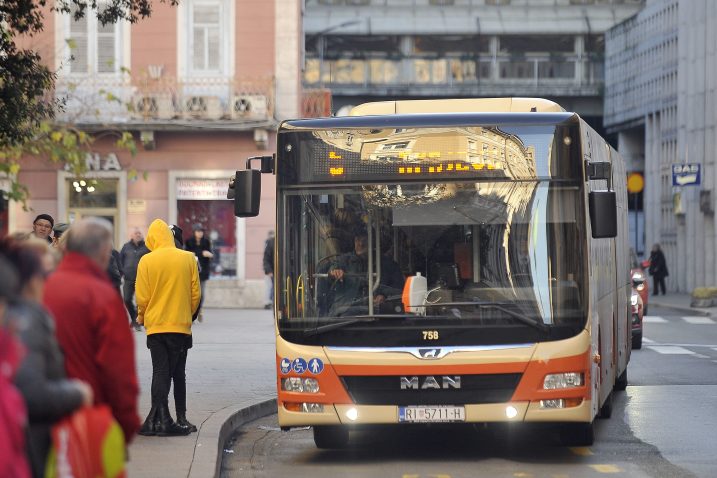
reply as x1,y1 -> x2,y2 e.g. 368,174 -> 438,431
302,314 -> 422,337
422,301 -> 548,331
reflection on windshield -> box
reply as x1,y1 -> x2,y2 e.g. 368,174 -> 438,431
278,180 -> 588,344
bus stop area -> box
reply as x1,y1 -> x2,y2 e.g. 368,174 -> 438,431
126,308 -> 276,478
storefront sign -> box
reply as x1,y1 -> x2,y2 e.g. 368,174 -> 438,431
176,179 -> 230,200
64,153 -> 122,172
128,199 -> 147,213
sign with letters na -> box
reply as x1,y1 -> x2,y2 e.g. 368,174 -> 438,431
672,163 -> 701,187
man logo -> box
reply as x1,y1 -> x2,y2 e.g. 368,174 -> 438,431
418,348 -> 441,359
400,376 -> 461,390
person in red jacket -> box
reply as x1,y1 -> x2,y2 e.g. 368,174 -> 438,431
43,217 -> 140,444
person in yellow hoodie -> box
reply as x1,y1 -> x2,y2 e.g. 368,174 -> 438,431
135,219 -> 201,436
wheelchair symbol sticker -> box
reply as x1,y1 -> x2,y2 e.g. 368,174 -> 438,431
308,358 -> 324,374
292,358 -> 307,374
280,358 -> 291,375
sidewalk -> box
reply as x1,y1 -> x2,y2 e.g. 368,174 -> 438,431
648,291 -> 717,317
126,308 -> 277,478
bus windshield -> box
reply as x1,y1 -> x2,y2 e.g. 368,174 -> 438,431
278,180 -> 588,347
276,120 -> 588,347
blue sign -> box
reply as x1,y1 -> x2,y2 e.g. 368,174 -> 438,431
292,358 -> 307,374
280,358 -> 291,375
308,358 -> 324,375
672,163 -> 701,187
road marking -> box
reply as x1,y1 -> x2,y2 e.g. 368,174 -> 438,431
694,354 -> 710,358
647,345 -> 694,355
683,316 -> 715,325
588,464 -> 622,473
643,316 -> 667,323
643,337 -> 656,344
569,447 -> 594,456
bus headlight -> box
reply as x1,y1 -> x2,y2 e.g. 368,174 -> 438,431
543,372 -> 584,389
281,377 -> 320,393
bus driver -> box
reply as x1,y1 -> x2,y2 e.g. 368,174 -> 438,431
327,229 -> 404,317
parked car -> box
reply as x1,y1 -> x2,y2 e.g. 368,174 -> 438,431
630,248 -> 649,315
630,288 -> 643,349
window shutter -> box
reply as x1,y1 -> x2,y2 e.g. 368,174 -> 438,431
97,4 -> 117,73
97,22 -> 117,73
69,12 -> 89,73
191,3 -> 222,72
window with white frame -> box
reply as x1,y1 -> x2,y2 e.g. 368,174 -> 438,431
66,4 -> 122,74
190,1 -> 225,73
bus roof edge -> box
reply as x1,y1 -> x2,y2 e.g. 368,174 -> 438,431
349,98 -> 565,116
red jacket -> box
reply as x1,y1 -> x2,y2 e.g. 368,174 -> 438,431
0,329 -> 31,478
43,252 -> 140,443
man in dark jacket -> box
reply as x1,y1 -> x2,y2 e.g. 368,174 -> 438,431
120,228 -> 149,331
43,217 -> 140,444
648,243 -> 669,296
184,224 -> 212,321
263,231 -> 274,309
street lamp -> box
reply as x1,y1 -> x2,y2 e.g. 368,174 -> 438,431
307,20 -> 362,87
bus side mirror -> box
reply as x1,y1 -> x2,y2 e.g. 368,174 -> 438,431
233,169 -> 261,217
589,191 -> 617,238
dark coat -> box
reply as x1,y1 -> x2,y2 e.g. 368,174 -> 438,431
119,240 -> 149,281
11,300 -> 84,478
107,249 -> 123,291
648,249 -> 669,279
263,237 -> 274,275
43,252 -> 140,443
185,236 -> 212,281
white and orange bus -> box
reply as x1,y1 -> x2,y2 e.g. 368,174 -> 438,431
231,98 -> 631,448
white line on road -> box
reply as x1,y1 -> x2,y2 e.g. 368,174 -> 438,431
683,317 -> 715,324
647,345 -> 695,355
643,316 -> 667,323
643,337 -> 656,344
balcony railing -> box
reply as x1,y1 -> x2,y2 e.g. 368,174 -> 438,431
304,55 -> 604,93
55,75 -> 275,125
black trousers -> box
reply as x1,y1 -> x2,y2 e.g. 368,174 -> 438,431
173,348 -> 188,414
123,279 -> 137,322
653,276 -> 666,295
148,333 -> 189,408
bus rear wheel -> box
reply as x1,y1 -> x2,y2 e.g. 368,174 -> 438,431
313,425 -> 349,449
614,368 -> 628,391
560,422 -> 594,446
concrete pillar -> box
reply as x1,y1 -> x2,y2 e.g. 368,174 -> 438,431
275,0 -> 301,120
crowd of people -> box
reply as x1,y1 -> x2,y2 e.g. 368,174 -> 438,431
0,214 -> 206,477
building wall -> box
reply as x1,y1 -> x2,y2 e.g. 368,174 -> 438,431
7,0 -> 303,307
605,0 -> 717,292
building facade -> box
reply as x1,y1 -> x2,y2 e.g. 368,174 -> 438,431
6,0 -> 302,307
303,0 -> 643,127
605,0 -> 717,292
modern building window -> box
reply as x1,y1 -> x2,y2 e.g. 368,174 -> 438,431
66,4 -> 122,74
187,0 -> 230,75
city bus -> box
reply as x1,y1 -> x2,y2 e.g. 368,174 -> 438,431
230,98 -> 631,448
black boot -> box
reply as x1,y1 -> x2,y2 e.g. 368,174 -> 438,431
155,404 -> 191,437
176,412 -> 197,433
138,405 -> 158,436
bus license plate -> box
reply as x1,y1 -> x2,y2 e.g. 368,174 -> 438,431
398,406 -> 465,423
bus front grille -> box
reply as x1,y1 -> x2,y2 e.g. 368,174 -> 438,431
340,374 -> 522,406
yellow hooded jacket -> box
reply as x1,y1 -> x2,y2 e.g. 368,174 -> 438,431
136,219 -> 201,335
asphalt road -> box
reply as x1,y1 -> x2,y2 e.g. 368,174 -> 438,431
222,305 -> 717,478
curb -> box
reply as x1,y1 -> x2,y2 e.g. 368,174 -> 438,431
649,300 -> 713,317
187,398 -> 277,478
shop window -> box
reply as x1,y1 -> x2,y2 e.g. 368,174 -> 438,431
177,198 -> 236,278
68,178 -> 118,208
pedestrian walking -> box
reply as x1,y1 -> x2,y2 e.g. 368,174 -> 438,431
648,243 -> 669,296
50,223 -> 69,250
184,223 -> 212,321
263,230 -> 274,309
0,256 -> 31,478
108,248 -> 123,294
43,217 -> 140,444
31,214 -> 53,244
1,237 -> 92,478
119,228 -> 149,331
136,219 -> 200,436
